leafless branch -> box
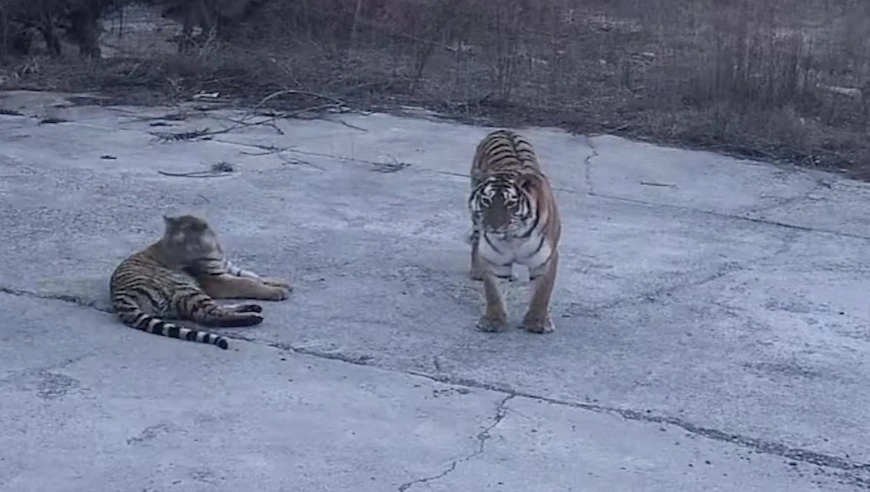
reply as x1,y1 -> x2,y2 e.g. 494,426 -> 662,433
156,170 -> 233,178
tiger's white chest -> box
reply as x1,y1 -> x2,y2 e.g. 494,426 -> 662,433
479,227 -> 552,278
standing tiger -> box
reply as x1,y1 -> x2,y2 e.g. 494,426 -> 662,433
468,129 -> 562,334
109,214 -> 292,350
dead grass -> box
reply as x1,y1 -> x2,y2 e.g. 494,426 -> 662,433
3,0 -> 870,179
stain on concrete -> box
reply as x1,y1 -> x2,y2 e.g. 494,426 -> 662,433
744,361 -> 825,381
35,371 -> 82,400
127,424 -> 172,445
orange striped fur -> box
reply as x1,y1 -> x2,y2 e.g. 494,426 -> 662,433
109,215 -> 292,350
468,129 -> 562,334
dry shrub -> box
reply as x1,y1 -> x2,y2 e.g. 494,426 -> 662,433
4,0 -> 870,177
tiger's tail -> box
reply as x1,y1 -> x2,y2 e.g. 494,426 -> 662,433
112,294 -> 230,350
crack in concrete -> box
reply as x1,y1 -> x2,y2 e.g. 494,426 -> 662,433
587,260 -> 745,314
645,228 -> 797,300
583,135 -> 598,194
745,177 -> 834,216
396,394 -> 515,492
400,371 -> 870,477
587,190 -> 870,241
0,285 -> 111,313
576,228 -> 799,314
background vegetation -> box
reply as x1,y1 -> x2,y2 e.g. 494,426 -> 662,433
2,0 -> 869,178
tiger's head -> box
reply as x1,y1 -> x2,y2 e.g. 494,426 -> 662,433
469,172 -> 542,235
159,214 -> 225,269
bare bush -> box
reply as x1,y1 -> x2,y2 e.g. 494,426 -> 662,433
143,0 -> 269,52
0,0 -> 128,58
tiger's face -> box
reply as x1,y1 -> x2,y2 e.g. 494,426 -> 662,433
161,214 -> 224,267
470,176 -> 534,234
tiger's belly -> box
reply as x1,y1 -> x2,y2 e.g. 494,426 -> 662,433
479,229 -> 552,279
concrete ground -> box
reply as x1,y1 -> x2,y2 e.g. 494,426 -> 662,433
1,89 -> 869,491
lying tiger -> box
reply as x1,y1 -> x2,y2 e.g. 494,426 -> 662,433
109,214 -> 292,350
468,129 -> 562,334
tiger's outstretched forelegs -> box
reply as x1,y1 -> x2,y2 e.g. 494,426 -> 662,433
522,249 -> 559,334
198,273 -> 291,301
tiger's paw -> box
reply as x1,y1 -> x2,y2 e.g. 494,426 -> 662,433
476,315 -> 509,333
469,268 -> 485,281
258,278 -> 293,301
521,314 -> 555,334
259,285 -> 291,301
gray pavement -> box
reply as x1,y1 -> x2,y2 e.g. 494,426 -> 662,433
1,89 -> 868,491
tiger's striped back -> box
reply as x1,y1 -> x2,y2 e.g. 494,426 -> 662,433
470,129 -> 542,186
110,248 -> 231,350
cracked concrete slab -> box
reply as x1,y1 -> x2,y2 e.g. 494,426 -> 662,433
415,396 -> 866,492
0,295 -> 506,492
1,89 -> 870,490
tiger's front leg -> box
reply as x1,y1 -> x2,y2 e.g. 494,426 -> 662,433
476,262 -> 509,333
470,229 -> 486,281
521,250 -> 559,334
225,260 -> 293,292
198,274 -> 290,301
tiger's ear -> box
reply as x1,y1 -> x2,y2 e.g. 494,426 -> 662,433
162,215 -> 178,227
517,173 -> 539,192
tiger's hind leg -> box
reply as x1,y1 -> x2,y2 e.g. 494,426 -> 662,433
521,250 -> 559,334
177,292 -> 265,328
199,274 -> 290,301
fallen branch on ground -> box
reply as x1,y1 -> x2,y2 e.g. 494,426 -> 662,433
157,162 -> 235,178
156,170 -> 232,178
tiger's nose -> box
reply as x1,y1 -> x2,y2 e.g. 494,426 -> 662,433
485,209 -> 509,228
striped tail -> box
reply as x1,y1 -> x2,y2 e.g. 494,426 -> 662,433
112,295 -> 229,350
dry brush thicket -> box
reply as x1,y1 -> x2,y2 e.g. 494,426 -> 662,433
2,0 -> 870,177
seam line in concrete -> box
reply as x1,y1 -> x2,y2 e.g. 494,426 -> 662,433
0,285 -> 111,313
585,191 -> 870,241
